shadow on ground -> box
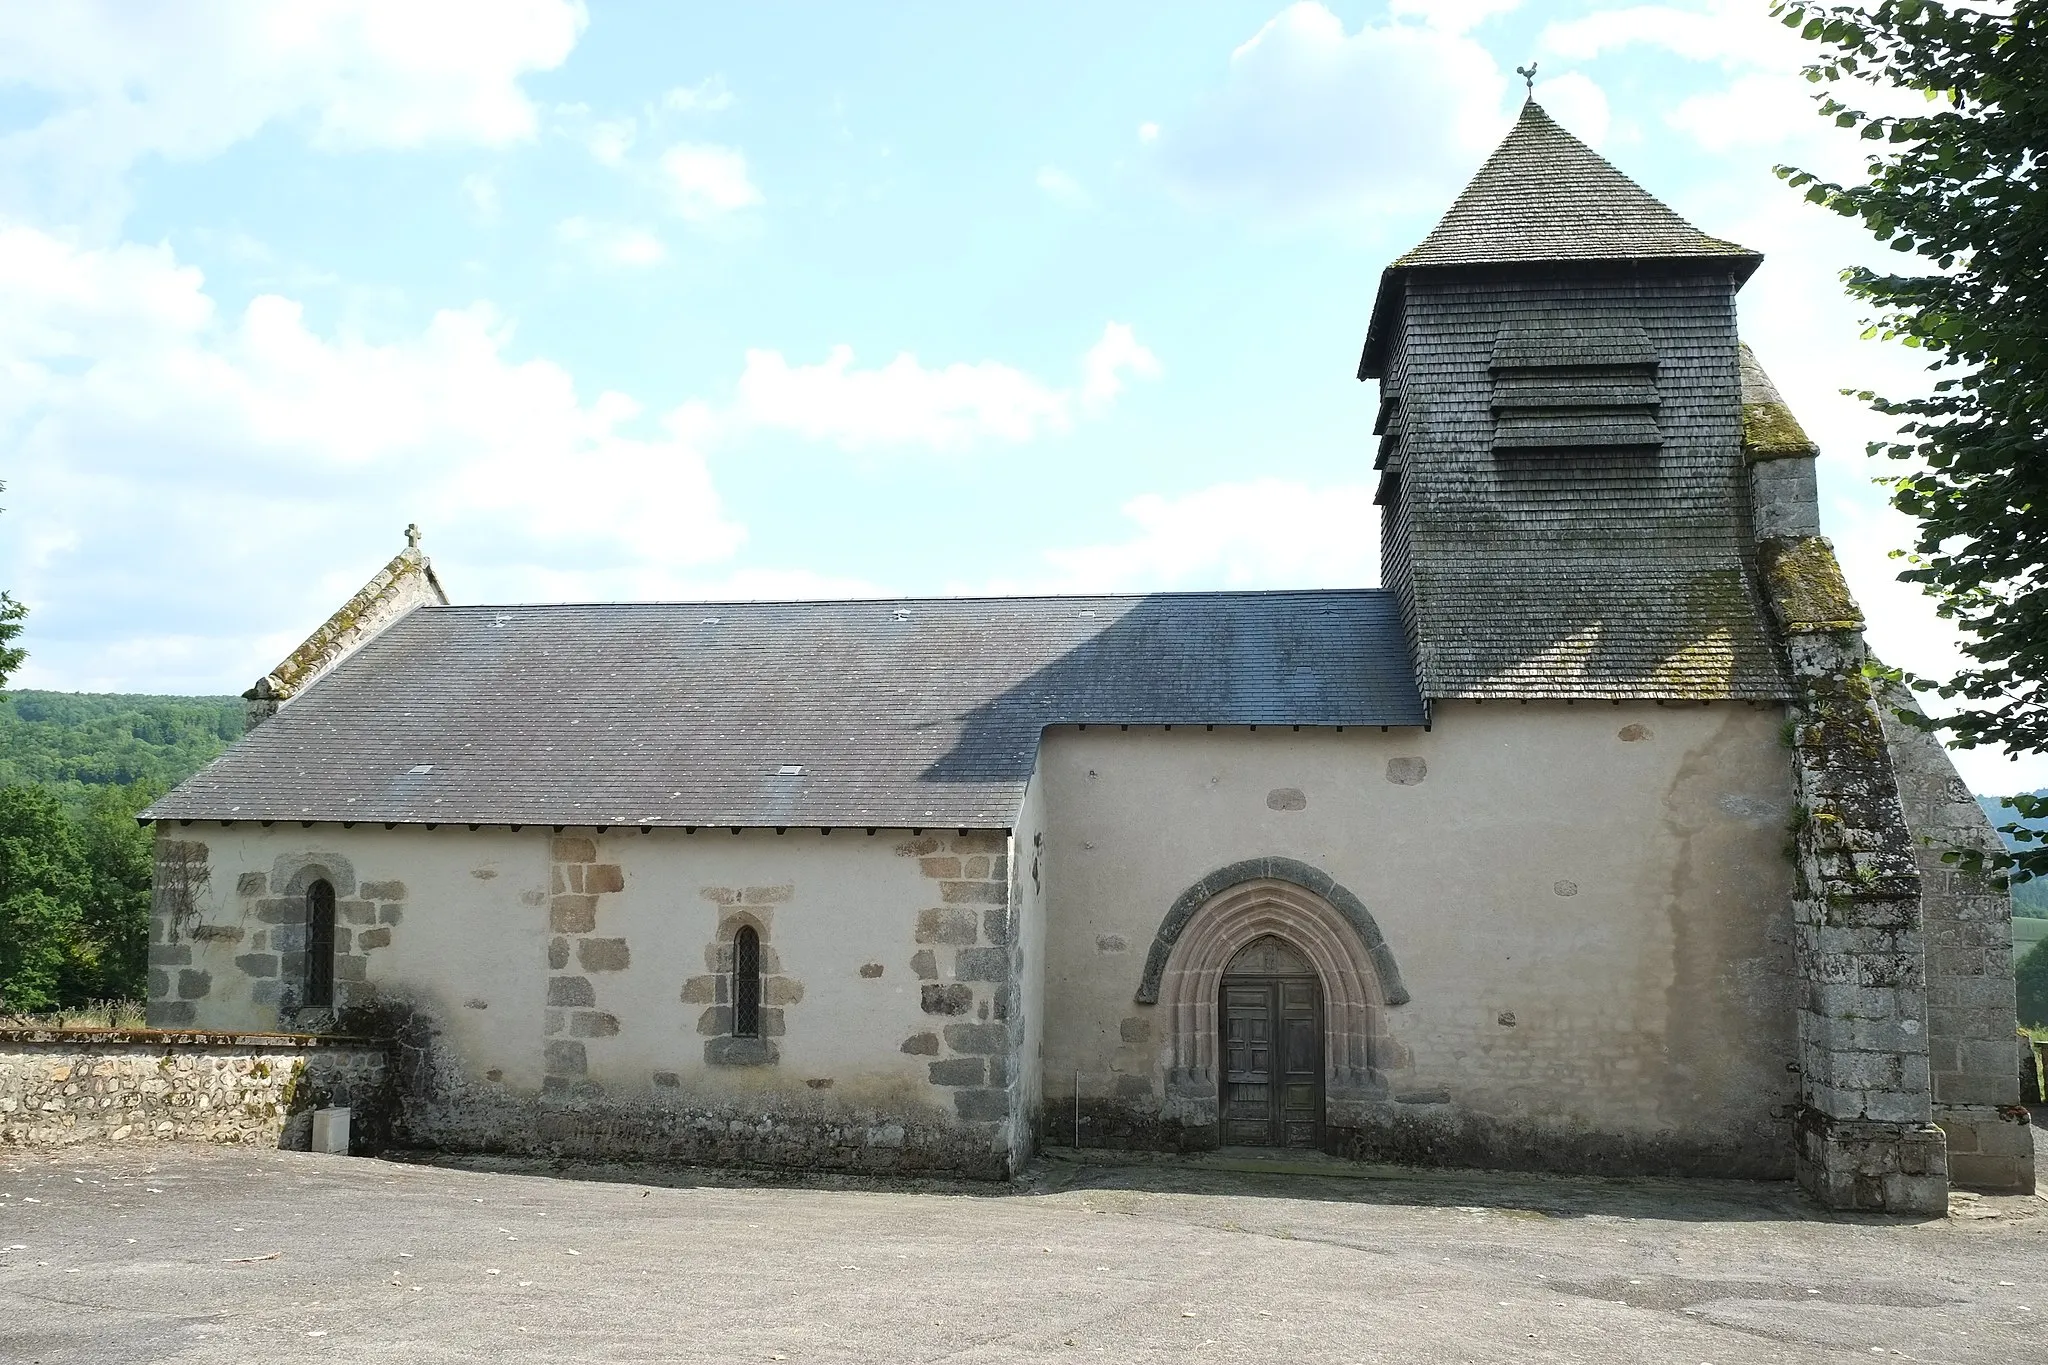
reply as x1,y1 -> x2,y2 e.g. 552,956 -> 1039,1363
387,1141 -> 2026,1227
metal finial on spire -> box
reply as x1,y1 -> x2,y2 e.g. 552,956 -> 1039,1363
1515,62 -> 1538,96
405,523 -> 422,550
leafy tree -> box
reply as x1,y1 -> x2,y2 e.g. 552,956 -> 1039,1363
0,691 -> 242,800
0,482 -> 23,689
0,784 -> 91,1012
0,690 -> 233,1010
1774,2 -> 2048,878
73,781 -> 159,1001
2019,938 -> 2048,1029
0,596 -> 21,692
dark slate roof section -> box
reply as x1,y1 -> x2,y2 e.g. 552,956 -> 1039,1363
146,592 -> 1427,829
1360,100 -> 1761,379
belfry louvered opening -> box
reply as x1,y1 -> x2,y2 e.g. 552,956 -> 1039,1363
1489,316 -> 1661,453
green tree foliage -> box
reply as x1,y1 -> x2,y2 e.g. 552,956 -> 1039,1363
0,692 -> 237,1010
1981,791 -> 2048,914
0,692 -> 242,802
73,781 -> 160,1003
1775,1 -> 2048,879
0,596 -> 22,693
0,785 -> 90,1011
0,482 -> 24,689
2018,938 -> 2048,1029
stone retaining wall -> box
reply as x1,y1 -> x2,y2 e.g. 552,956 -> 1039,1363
0,1029 -> 392,1153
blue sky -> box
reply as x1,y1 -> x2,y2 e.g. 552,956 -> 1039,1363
0,0 -> 2037,793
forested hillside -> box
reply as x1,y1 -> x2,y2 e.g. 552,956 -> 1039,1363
1,691 -> 242,803
0,692 -> 241,1012
1978,791 -> 2048,917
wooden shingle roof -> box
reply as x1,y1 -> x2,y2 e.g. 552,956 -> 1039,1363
1395,100 -> 1760,273
1361,100 -> 1762,380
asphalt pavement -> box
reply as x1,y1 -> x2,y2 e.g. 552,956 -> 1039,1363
0,1141 -> 2042,1363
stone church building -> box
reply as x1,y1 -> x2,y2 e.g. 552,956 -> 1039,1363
145,101 -> 2032,1211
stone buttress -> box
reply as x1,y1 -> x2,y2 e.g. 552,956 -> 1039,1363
1745,349 -> 2032,1205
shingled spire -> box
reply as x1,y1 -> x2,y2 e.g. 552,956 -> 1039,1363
1361,101 -> 1760,379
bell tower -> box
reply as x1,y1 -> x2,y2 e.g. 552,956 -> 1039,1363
1360,98 -> 1784,703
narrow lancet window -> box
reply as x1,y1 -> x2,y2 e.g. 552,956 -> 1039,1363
305,879 -> 337,1011
732,925 -> 761,1038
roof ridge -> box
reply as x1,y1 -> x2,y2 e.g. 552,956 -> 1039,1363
423,588 -> 1398,612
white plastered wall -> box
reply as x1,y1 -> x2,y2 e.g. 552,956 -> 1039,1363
1008,755 -> 1049,1163
151,824 -> 1006,1124
1037,700 -> 1799,1150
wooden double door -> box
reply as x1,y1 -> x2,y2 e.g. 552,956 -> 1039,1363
1221,948 -> 1323,1148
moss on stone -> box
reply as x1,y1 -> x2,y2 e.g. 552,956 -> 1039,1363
247,547 -> 445,703
1743,400 -> 1819,459
1762,536 -> 1863,632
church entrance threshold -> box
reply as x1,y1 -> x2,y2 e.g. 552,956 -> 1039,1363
1220,936 -> 1323,1149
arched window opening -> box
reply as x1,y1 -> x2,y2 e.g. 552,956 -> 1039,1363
732,925 -> 761,1038
305,878 -> 337,1011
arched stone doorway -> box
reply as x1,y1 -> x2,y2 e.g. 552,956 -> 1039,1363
1138,858 -> 1406,1143
1221,936 -> 1322,1147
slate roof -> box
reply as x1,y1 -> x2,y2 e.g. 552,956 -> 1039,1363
146,592 -> 1426,829
1361,100 -> 1761,379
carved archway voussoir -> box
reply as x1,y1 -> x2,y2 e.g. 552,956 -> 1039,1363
1144,869 -> 1401,1101
1135,859 -> 1407,1007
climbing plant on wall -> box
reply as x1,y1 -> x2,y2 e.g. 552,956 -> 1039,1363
1774,1 -> 2047,879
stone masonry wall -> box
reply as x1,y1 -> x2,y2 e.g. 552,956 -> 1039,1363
895,831 -> 1020,1155
1759,530 -> 1948,1214
1748,380 -> 1950,1214
683,883 -> 804,1068
148,825 -> 1029,1180
147,841 -> 408,1031
0,1030 -> 391,1152
542,835 -> 630,1095
1879,684 -> 2035,1192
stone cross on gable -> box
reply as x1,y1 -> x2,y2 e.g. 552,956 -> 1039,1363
405,523 -> 422,550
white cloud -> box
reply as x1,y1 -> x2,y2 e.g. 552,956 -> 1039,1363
658,142 -> 763,220
1149,2 -> 1529,221
984,480 -> 1378,595
583,116 -> 636,167
1538,0 -> 1927,168
664,77 -> 735,114
0,222 -> 742,690
1080,323 -> 1162,410
1541,1 -> 1793,65
1035,165 -> 1088,205
554,216 -> 667,267
1532,71 -> 1610,148
1667,73 -> 1803,152
0,0 -> 585,220
1137,122 -> 1160,144
1387,0 -> 1522,33
732,323 -> 1160,454
461,171 -> 500,222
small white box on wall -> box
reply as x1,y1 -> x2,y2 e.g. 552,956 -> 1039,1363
310,1107 -> 351,1155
